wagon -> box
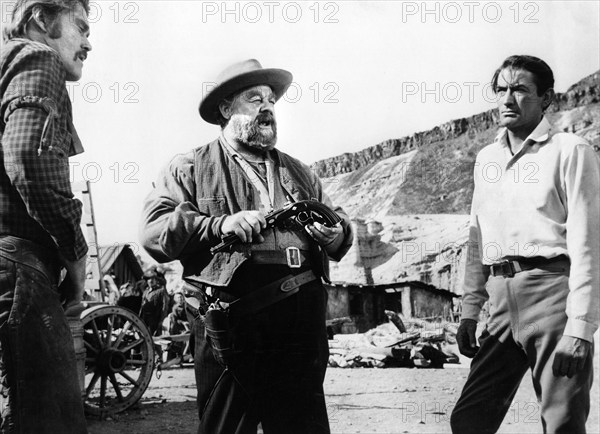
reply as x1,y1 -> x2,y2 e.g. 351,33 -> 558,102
73,182 -> 189,418
70,181 -> 195,418
79,302 -> 156,417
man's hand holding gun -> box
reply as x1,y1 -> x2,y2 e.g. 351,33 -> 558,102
213,200 -> 344,255
220,210 -> 267,245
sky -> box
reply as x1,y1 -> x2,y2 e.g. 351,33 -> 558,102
1,0 -> 599,256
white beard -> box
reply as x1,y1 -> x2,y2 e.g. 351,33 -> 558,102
230,113 -> 277,152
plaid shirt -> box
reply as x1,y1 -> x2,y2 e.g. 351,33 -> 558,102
0,38 -> 87,261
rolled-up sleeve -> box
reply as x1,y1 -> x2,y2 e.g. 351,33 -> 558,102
562,143 -> 600,342
1,46 -> 87,261
139,153 -> 226,263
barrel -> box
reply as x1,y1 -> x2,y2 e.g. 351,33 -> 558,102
67,315 -> 86,399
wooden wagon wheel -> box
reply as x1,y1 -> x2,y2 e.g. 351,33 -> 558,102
81,305 -> 155,417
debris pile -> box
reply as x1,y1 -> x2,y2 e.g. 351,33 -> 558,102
328,314 -> 460,369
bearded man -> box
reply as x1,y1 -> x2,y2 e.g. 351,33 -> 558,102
140,59 -> 353,434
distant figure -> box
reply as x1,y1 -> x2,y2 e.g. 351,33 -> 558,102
104,274 -> 120,305
139,266 -> 170,336
451,55 -> 599,434
161,301 -> 191,361
172,290 -> 185,307
117,280 -> 144,314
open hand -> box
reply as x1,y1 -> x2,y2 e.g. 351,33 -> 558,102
305,222 -> 343,253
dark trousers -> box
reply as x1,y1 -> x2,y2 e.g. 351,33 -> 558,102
0,236 -> 87,433
193,265 -> 331,434
451,264 -> 594,434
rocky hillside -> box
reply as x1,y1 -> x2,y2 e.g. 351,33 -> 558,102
322,71 -> 599,293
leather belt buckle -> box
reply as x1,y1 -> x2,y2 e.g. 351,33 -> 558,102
491,260 -> 517,277
280,276 -> 299,293
285,247 -> 301,268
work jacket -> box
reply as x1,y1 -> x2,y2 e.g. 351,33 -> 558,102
140,138 -> 353,287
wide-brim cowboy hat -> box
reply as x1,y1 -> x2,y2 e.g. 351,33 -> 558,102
199,59 -> 293,125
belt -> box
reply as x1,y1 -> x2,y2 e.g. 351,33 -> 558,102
489,255 -> 569,277
0,235 -> 62,284
227,269 -> 318,316
250,247 -> 311,268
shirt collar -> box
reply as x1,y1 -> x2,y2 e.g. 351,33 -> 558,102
495,116 -> 551,148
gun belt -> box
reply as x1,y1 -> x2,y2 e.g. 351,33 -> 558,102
250,249 -> 311,266
228,269 -> 318,316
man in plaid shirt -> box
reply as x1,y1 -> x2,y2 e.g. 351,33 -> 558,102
0,0 -> 92,431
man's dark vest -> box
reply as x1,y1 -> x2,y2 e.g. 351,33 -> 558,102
181,139 -> 328,287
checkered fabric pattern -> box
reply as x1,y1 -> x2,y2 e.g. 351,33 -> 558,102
0,38 -> 87,261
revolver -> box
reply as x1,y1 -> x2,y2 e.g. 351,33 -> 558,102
210,200 -> 342,254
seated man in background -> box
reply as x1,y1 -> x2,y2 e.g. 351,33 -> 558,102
160,299 -> 191,362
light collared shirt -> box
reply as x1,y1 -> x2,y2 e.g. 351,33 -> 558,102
462,116 -> 600,342
218,133 -> 313,253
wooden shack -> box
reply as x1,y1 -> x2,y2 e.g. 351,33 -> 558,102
325,280 -> 457,333
325,283 -> 386,333
324,217 -> 464,332
382,280 -> 457,321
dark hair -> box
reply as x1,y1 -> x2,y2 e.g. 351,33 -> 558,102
491,55 -> 554,96
3,0 -> 90,42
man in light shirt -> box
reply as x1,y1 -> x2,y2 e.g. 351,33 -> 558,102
450,55 -> 599,433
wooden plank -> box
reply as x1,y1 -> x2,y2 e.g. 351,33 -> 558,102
71,181 -> 89,193
81,195 -> 93,213
81,213 -> 94,225
87,244 -> 98,257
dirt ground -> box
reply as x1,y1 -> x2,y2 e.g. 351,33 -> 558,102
87,355 -> 600,434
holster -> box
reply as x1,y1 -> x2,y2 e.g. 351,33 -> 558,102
203,302 -> 237,368
183,269 -> 318,368
182,280 -> 238,368
182,280 -> 210,317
